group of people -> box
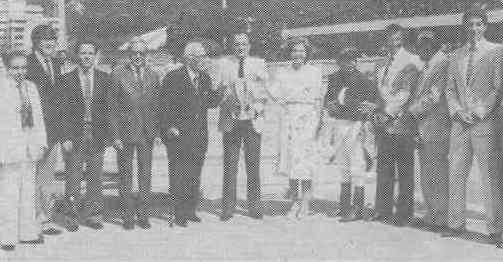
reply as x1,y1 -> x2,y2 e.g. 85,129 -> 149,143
1,5 -> 503,252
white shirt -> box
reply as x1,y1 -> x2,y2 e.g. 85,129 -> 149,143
186,66 -> 199,88
462,38 -> 499,80
35,50 -> 55,82
78,66 -> 94,98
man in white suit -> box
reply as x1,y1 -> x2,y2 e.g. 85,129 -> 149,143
219,32 -> 268,221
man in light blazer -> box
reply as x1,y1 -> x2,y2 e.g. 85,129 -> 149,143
372,24 -> 422,226
409,29 -> 451,232
219,32 -> 269,221
109,39 -> 160,230
442,8 -> 503,248
59,41 -> 112,232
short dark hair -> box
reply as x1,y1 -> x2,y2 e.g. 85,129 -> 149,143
2,50 -> 27,68
31,24 -> 57,50
462,7 -> 488,26
385,24 -> 405,37
284,37 -> 312,63
74,40 -> 98,55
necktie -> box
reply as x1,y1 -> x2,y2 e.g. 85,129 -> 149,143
193,74 -> 199,90
238,58 -> 244,78
83,71 -> 92,122
17,82 -> 33,128
466,43 -> 476,85
381,56 -> 393,86
45,57 -> 54,84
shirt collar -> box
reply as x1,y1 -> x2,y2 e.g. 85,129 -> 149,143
186,66 -> 199,82
35,50 -> 50,65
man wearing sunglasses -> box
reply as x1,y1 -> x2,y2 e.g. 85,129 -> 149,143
443,7 -> 503,249
109,38 -> 160,231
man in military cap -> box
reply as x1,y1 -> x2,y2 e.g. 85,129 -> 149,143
26,24 -> 64,236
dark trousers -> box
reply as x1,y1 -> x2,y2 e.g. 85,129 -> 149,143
66,137 -> 104,221
222,120 -> 262,215
375,133 -> 415,219
166,139 -> 205,219
117,140 -> 153,222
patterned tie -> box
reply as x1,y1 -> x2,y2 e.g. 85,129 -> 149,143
466,43 -> 476,86
82,71 -> 92,123
238,57 -> 244,78
17,82 -> 33,128
381,56 -> 393,86
45,57 -> 54,84
192,74 -> 199,90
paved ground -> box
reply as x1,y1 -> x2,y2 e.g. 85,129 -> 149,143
2,153 -> 503,261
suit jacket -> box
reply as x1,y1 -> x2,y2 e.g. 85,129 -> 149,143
26,53 -> 62,145
375,48 -> 421,136
159,66 -> 221,155
409,52 -> 451,142
218,56 -> 268,133
59,68 -> 113,149
445,42 -> 503,130
324,67 -> 378,121
109,64 -> 160,144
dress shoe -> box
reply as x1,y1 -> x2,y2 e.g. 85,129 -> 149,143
186,215 -> 202,223
249,211 -> 263,220
369,213 -> 391,223
84,220 -> 104,230
42,227 -> 62,236
487,233 -> 502,245
440,226 -> 466,238
174,217 -> 188,227
65,218 -> 79,232
137,220 -> 151,229
123,221 -> 135,230
20,235 -> 44,245
220,213 -> 233,222
1,245 -> 15,251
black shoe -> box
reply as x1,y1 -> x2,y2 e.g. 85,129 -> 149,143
174,217 -> 187,227
65,217 -> 79,232
137,220 -> 151,229
85,221 -> 103,230
186,215 -> 202,223
20,235 -> 44,245
369,213 -> 390,222
42,227 -> 62,236
1,245 -> 15,251
123,220 -> 135,230
496,240 -> 503,249
220,212 -> 233,222
440,226 -> 466,238
487,233 -> 502,245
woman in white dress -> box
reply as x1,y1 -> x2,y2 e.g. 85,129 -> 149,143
272,38 -> 323,219
0,51 -> 47,251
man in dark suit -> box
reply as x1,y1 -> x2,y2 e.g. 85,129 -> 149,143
109,39 -> 160,230
59,41 -> 112,232
159,41 -> 222,227
26,24 -> 63,236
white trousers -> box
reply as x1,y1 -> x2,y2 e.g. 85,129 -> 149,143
0,161 -> 41,245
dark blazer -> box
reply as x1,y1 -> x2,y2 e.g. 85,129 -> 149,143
324,67 -> 378,121
59,68 -> 113,149
109,64 -> 160,144
159,66 -> 221,155
26,53 -> 62,145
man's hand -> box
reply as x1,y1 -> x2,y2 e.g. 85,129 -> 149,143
456,110 -> 474,125
358,101 -> 379,114
36,146 -> 48,160
167,127 -> 180,139
62,140 -> 73,152
113,139 -> 124,151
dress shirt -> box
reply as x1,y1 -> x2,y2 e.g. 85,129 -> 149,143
35,51 -> 55,83
78,67 -> 94,123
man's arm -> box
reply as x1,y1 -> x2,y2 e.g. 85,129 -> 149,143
445,57 -> 463,117
473,48 -> 503,119
159,72 -> 181,139
108,72 -> 121,144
